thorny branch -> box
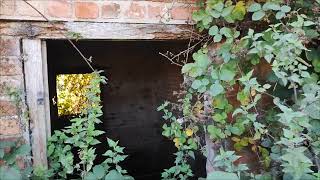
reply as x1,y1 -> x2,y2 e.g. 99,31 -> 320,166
22,0 -> 95,72
159,33 -> 210,66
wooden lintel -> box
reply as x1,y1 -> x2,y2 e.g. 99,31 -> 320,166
0,21 -> 193,40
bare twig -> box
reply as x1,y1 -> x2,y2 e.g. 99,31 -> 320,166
22,0 -> 95,72
159,34 -> 209,66
159,52 -> 184,66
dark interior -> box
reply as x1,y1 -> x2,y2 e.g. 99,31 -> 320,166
47,40 -> 206,179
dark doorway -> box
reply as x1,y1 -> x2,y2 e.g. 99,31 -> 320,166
47,40 -> 205,179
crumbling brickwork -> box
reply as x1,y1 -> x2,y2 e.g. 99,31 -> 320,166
0,36 -> 23,139
0,0 -> 196,24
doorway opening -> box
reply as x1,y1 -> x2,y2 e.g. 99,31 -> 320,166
46,40 -> 206,179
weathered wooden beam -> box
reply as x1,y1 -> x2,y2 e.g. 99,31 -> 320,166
23,39 -> 48,167
0,21 -> 193,40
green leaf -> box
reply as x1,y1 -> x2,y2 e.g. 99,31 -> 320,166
0,167 -> 22,180
248,3 -> 262,12
306,48 -> 320,62
221,6 -> 234,17
84,172 -> 97,180
211,69 -> 219,79
209,81 -> 224,96
90,139 -> 101,145
305,100 -> 320,120
92,130 -> 105,136
207,125 -> 225,139
188,151 -> 195,159
209,25 -> 219,36
252,10 -> 266,21
124,175 -> 134,180
181,63 -> 194,74
213,2 -> 224,12
191,79 -> 202,89
264,53 -> 274,63
207,171 -> 239,180
209,10 -> 221,18
213,112 -> 227,123
105,170 -> 124,180
280,5 -> 291,13
15,144 -> 31,156
92,165 -> 105,179
262,2 -> 280,11
220,67 -> 236,81
220,27 -> 233,38
304,28 -> 319,39
275,11 -> 285,19
214,34 -> 223,42
192,10 -> 206,21
201,78 -> 210,86
202,15 -> 213,26
304,21 -> 315,26
193,50 -> 210,68
107,138 -> 118,147
231,1 -> 246,21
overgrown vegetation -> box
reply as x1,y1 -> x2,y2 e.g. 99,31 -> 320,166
158,0 -> 320,179
47,71 -> 133,180
0,139 -> 32,179
1,72 -> 133,180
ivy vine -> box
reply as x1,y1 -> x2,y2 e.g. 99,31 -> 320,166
159,0 -> 320,179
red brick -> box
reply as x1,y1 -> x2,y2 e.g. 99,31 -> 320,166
75,2 -> 99,19
0,100 -> 17,116
171,6 -> 192,20
0,117 -> 21,136
0,57 -> 22,76
0,37 -> 20,56
125,3 -> 146,19
47,0 -> 72,18
16,1 -> 44,17
148,4 -> 162,19
0,0 -> 15,16
102,2 -> 121,18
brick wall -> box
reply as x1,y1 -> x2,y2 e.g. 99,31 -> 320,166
0,37 -> 24,139
0,0 -> 196,24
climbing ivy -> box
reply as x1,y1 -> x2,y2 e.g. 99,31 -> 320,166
159,0 -> 320,179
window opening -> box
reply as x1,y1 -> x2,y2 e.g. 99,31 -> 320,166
56,73 -> 97,117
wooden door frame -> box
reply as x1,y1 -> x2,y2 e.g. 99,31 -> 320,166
21,21 -> 192,167
23,39 -> 50,167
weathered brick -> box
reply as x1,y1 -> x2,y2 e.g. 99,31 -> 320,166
47,0 -> 72,18
0,75 -> 22,96
0,117 -> 20,136
0,0 -> 15,16
102,2 -> 121,18
75,2 -> 99,19
125,3 -> 146,19
0,100 -> 17,116
171,6 -> 192,20
0,57 -> 22,76
16,0 -> 44,17
147,4 -> 163,19
0,37 -> 20,56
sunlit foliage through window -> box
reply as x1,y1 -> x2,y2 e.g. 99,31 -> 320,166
56,73 -> 97,116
